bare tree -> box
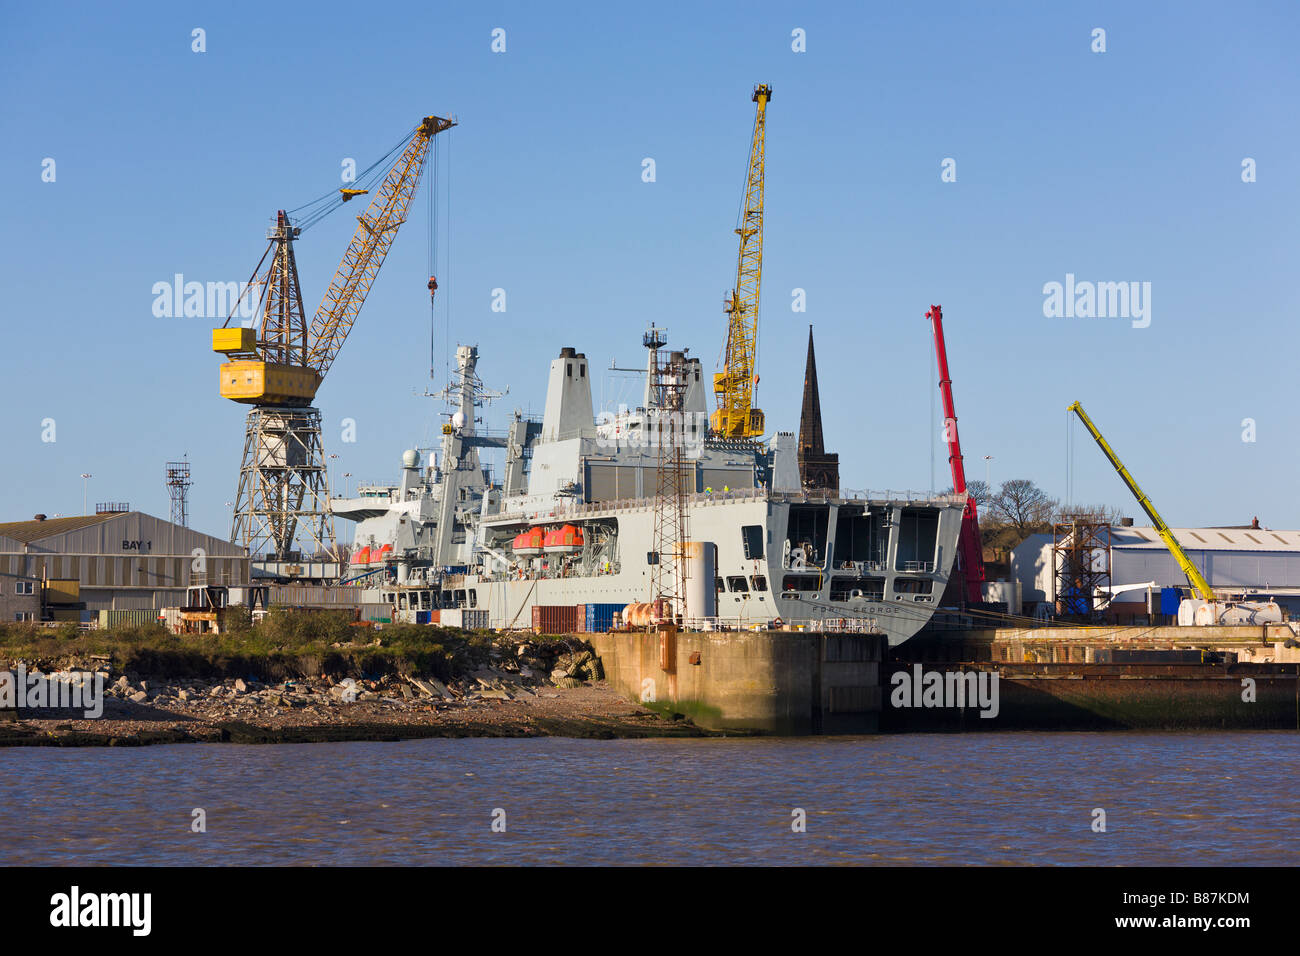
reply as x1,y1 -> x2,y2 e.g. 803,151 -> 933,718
942,479 -> 994,514
1056,502 -> 1127,525
992,479 -> 1058,537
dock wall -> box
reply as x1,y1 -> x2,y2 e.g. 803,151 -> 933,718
588,630 -> 885,734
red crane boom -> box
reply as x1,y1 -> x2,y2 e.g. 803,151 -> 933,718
926,305 -> 985,605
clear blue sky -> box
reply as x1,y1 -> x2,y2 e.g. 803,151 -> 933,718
3,0 -> 1298,541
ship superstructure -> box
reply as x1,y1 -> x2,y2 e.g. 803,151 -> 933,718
334,330 -> 965,646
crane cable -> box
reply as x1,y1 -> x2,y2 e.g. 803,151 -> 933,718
283,126 -> 419,233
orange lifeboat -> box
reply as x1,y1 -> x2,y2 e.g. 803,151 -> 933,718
514,527 -> 544,557
544,524 -> 584,554
373,543 -> 393,563
352,546 -> 372,565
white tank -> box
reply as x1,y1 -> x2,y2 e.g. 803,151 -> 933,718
402,449 -> 420,468
452,411 -> 467,430
1183,599 -> 1283,626
683,541 -> 717,624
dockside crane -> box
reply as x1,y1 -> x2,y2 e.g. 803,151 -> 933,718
1066,401 -> 1215,601
926,305 -> 986,605
711,84 -> 770,440
213,114 -> 456,569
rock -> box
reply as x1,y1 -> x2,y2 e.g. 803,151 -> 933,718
550,668 -> 570,681
208,686 -> 224,698
399,684 -> 413,700
113,676 -> 129,691
234,679 -> 248,694
177,690 -> 190,701
478,688 -> 512,700
129,691 -> 148,703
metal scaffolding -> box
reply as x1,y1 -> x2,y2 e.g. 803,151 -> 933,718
1053,516 -> 1111,619
230,406 -> 336,561
649,348 -> 690,621
165,459 -> 192,528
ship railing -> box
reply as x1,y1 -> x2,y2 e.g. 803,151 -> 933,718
687,615 -> 882,634
840,488 -> 966,504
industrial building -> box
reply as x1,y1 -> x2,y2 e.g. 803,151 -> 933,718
1011,524 -> 1300,621
0,508 -> 249,621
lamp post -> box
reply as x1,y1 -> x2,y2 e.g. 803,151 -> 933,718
80,473 -> 92,515
343,472 -> 352,497
983,455 -> 993,490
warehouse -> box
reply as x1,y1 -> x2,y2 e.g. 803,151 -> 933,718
1011,524 -> 1300,621
0,508 -> 249,620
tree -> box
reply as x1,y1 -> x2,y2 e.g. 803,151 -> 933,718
991,479 -> 1058,538
941,479 -> 994,514
1056,502 -> 1127,526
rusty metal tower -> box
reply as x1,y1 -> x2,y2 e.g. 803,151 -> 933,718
1052,516 -> 1112,619
650,347 -> 691,623
165,458 -> 192,528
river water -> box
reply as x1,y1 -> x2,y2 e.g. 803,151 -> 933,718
3,732 -> 1297,865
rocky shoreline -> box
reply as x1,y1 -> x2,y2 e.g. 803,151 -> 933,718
0,638 -> 713,746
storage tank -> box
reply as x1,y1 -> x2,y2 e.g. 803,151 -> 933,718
1191,600 -> 1283,626
683,541 -> 717,624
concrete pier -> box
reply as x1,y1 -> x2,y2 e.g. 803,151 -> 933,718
589,629 -> 885,734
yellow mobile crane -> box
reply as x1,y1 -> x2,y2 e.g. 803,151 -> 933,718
1067,401 -> 1215,601
711,84 -> 771,439
213,114 -> 455,566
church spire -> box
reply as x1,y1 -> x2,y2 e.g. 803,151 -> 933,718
797,325 -> 839,491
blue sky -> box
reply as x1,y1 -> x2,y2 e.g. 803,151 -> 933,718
3,0 -> 1298,541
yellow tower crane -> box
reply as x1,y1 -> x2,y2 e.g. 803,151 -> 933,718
711,84 -> 770,440
1067,401 -> 1215,601
212,114 -> 455,565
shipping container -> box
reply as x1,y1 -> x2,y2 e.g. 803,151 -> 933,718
532,604 -> 579,635
98,608 -> 164,630
359,604 -> 391,624
584,602 -> 625,633
461,609 -> 489,630
439,608 -> 462,628
574,604 -> 587,633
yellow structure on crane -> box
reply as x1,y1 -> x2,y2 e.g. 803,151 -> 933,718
1068,401 -> 1216,601
711,84 -> 770,440
212,114 -> 455,565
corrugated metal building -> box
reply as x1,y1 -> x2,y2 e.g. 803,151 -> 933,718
0,511 -> 249,613
1012,526 -> 1300,614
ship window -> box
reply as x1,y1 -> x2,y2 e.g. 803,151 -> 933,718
715,577 -> 725,593
726,575 -> 749,592
830,576 -> 885,602
782,574 -> 821,593
647,551 -> 659,565
893,577 -> 933,595
580,363 -> 586,377
469,590 -> 478,607
741,524 -> 764,559
567,363 -> 573,377
750,574 -> 768,592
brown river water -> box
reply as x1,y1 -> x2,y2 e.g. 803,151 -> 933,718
2,732 -> 1297,865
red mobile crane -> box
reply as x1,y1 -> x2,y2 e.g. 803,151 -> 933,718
926,305 -> 986,605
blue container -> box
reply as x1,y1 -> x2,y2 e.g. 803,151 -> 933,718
1159,587 -> 1181,616
416,610 -> 431,625
584,602 -> 623,633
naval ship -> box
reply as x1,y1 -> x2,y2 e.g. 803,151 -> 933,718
331,330 -> 966,646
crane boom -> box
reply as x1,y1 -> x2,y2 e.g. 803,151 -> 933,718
1067,401 -> 1215,601
711,84 -> 770,439
307,114 -> 455,380
926,305 -> 985,604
